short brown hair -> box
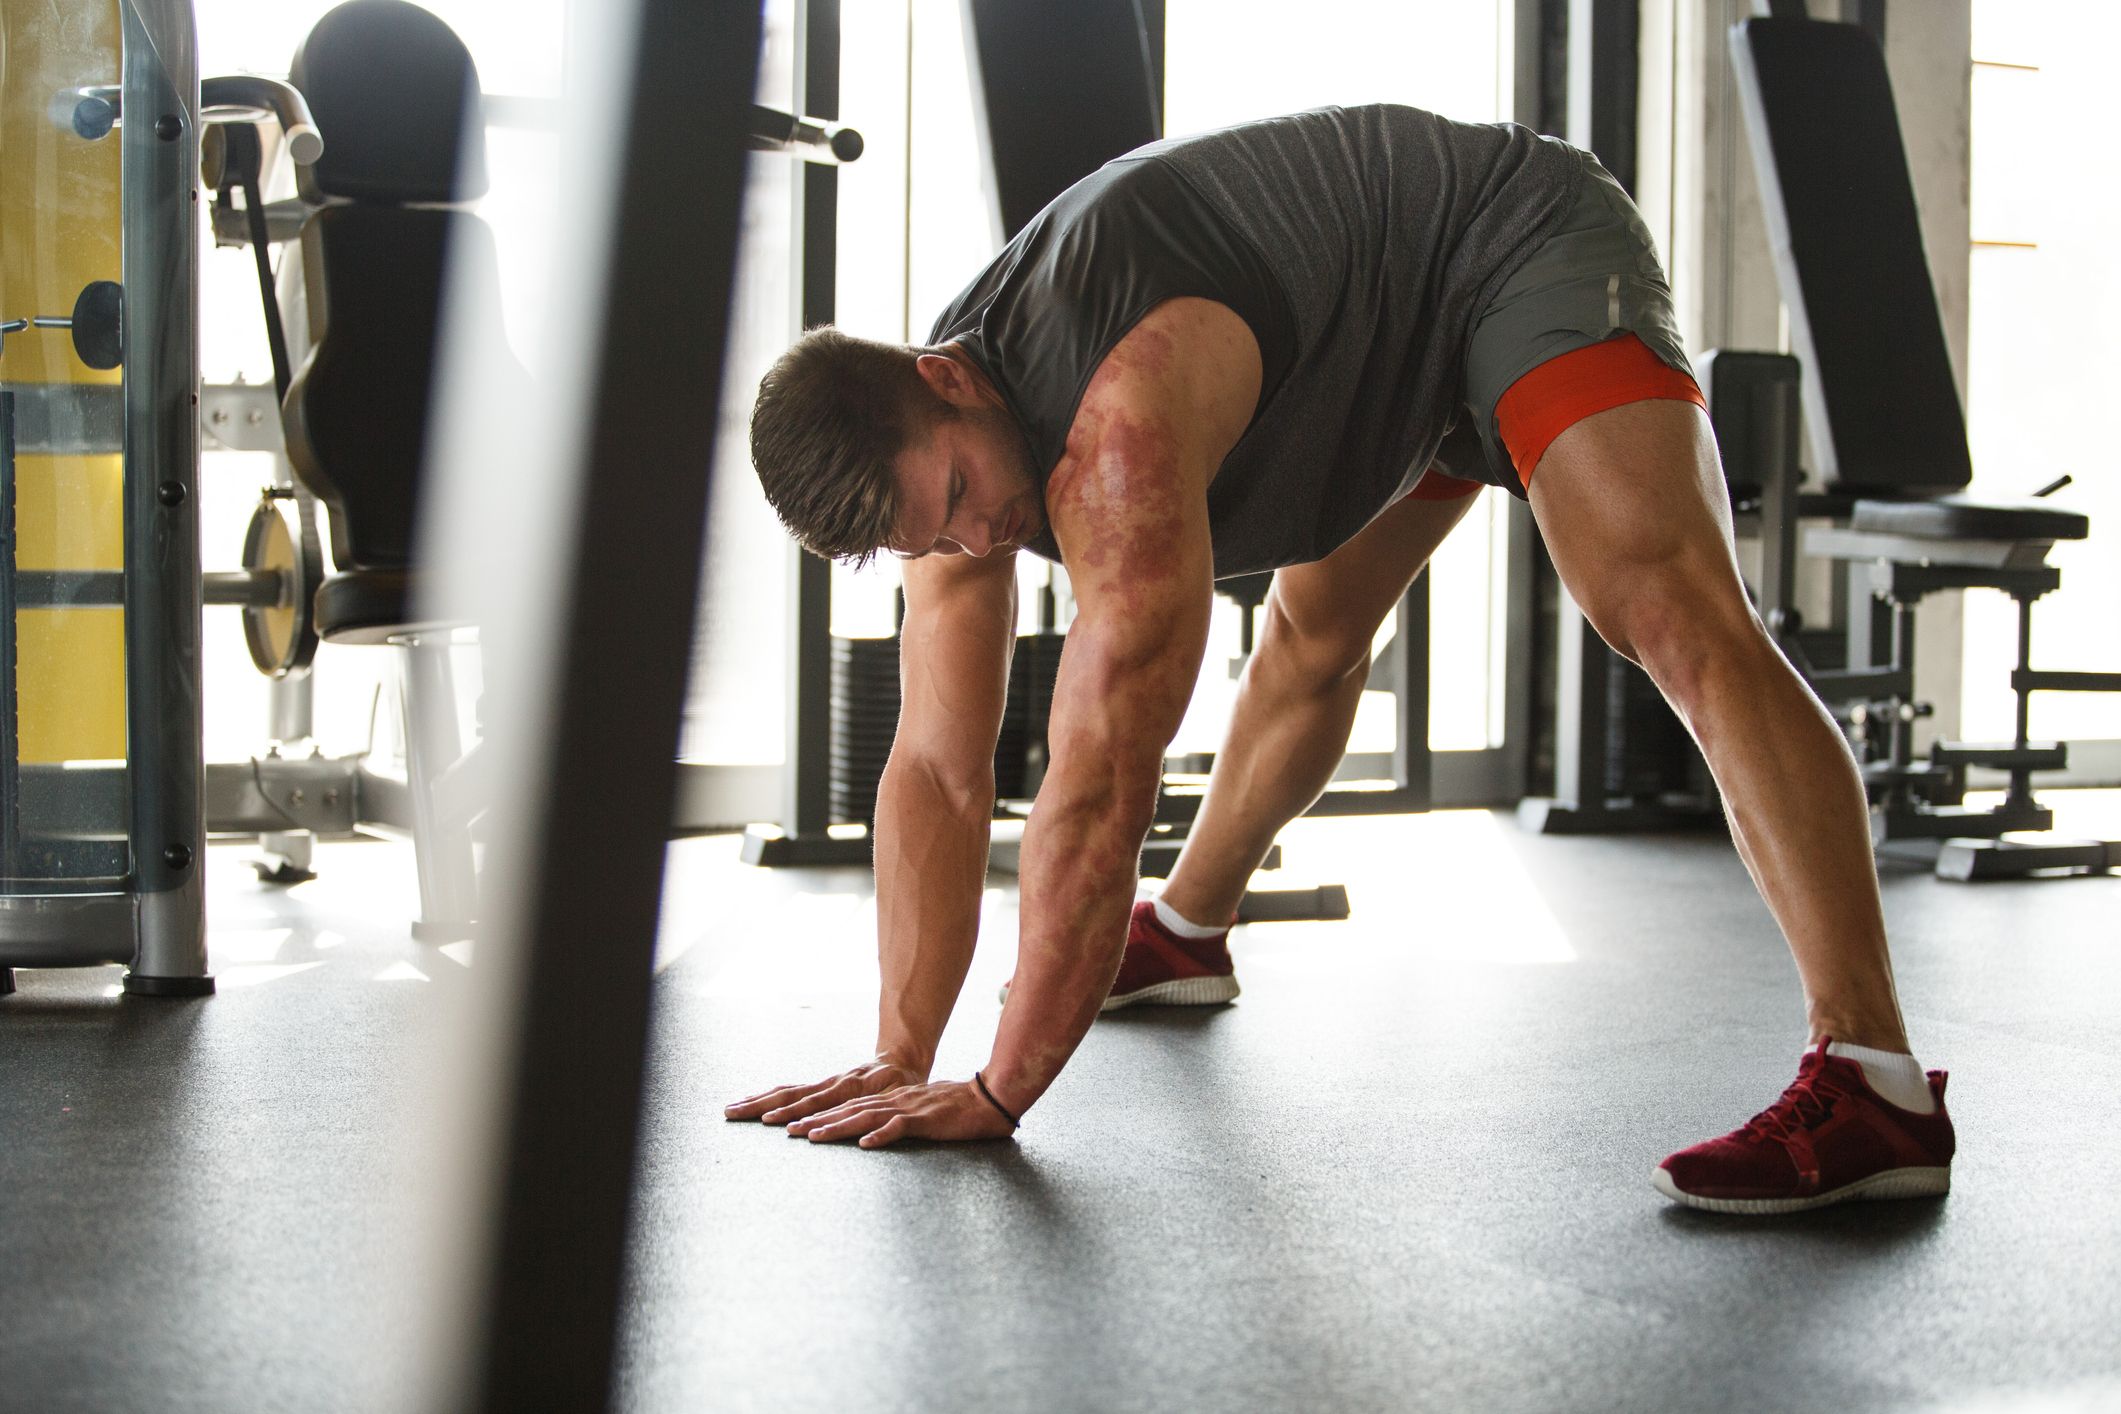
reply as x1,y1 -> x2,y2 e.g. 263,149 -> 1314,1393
750,326 -> 943,567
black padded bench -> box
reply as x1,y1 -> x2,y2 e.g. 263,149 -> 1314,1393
1722,5 -> 2120,879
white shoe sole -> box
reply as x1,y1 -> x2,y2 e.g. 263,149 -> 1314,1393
996,974 -> 1241,1011
1651,1164 -> 1951,1215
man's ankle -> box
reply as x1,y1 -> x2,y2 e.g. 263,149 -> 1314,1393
1148,892 -> 1232,939
1806,1018 -> 1911,1056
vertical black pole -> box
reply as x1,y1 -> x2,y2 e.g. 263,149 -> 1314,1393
783,0 -> 838,840
468,0 -> 761,1408
1568,0 -> 1640,194
1521,0 -> 1649,830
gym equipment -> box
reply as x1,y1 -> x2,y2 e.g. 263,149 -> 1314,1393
3,0 -> 603,989
0,0 -> 329,994
1515,0 -> 1725,838
747,103 -> 864,163
253,1 -> 859,929
1727,6 -> 2120,879
237,489 -> 321,680
0,282 -> 125,370
827,605 -> 1062,826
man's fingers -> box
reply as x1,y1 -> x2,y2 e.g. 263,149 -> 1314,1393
728,1076 -> 859,1125
723,1083 -> 815,1121
743,1079 -> 986,1148
731,1066 -> 918,1125
785,1093 -> 897,1137
857,1116 -> 911,1149
759,1084 -> 865,1126
801,1106 -> 898,1144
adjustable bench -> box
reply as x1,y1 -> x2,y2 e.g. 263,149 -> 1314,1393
1724,4 -> 2121,879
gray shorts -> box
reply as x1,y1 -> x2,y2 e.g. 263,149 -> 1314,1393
1429,143 -> 1697,494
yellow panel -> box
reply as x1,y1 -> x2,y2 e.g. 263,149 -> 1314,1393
16,608 -> 126,764
0,1 -> 125,361
13,453 -> 124,569
3,0 -> 127,764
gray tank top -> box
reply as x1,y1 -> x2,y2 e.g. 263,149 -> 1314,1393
928,104 -> 1583,578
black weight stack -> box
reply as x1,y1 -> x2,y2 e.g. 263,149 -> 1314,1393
828,631 -> 1066,823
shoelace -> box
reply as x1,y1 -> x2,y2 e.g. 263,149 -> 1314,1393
1738,1063 -> 1844,1149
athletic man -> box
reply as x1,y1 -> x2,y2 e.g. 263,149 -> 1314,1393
728,105 -> 1955,1214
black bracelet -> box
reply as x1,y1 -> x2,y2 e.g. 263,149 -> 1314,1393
973,1071 -> 1021,1128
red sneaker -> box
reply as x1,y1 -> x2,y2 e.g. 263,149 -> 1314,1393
998,899 -> 1240,1012
1654,1040 -> 1955,1214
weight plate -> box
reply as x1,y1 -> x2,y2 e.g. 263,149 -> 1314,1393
240,495 -> 320,677
70,280 -> 124,370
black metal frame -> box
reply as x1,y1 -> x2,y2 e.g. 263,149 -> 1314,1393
739,1 -> 868,868
1515,0 -> 1727,836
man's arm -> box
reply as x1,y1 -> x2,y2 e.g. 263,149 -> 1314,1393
724,549 -> 1015,1124
980,300 -> 1257,1118
872,550 -> 1017,1072
979,413 -> 1216,1115
785,416 -> 1215,1144
783,298 -> 1262,1145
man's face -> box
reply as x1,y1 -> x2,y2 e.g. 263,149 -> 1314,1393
888,374 -> 1044,560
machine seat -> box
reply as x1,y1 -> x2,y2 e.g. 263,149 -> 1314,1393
1849,495 -> 2089,543
313,568 -> 449,644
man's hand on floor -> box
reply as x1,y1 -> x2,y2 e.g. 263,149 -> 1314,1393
783,1079 -> 1017,1148
723,1059 -> 925,1126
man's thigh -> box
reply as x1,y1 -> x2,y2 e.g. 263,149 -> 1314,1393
1526,397 -> 1756,662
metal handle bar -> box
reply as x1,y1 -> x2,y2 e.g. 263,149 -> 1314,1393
747,103 -> 863,163
53,77 -> 324,167
0,315 -> 92,361
200,76 -> 324,166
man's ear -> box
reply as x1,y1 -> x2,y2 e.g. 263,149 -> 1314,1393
914,350 -> 973,406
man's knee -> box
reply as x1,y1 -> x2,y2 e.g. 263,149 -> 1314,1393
1255,594 -> 1372,689
1601,576 -> 1774,711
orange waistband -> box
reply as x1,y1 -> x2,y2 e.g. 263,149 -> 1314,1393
1496,333 -> 1704,488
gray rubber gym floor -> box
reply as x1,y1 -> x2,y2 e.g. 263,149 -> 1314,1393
4,803 -> 2119,1414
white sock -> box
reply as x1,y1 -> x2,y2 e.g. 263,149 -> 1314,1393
1151,895 -> 1227,940
1825,1041 -> 1937,1115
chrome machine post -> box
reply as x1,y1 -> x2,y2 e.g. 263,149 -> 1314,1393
119,0 -> 210,993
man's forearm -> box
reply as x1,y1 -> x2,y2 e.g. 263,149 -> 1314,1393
981,759 -> 1158,1113
870,754 -> 995,1074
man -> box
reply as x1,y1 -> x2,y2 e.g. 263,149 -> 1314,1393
727,104 -> 1955,1214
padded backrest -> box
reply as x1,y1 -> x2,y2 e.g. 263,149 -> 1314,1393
283,206 -> 478,569
1729,16 -> 1972,497
961,0 -> 1161,240
281,0 -> 496,573
289,0 -> 487,205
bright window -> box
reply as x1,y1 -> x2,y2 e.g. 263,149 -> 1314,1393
1965,0 -> 2121,750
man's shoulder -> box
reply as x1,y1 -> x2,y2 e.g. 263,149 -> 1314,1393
1056,299 -> 1261,496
